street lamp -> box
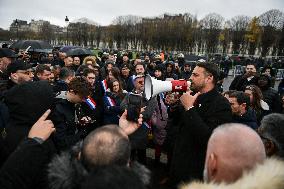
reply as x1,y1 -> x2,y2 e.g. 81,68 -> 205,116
15,19 -> 19,40
65,16 -> 69,45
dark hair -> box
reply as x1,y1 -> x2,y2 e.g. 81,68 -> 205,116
59,67 -> 75,80
68,77 -> 91,98
108,67 -> 121,81
246,62 -> 257,69
229,91 -> 250,110
223,90 -> 237,97
245,85 -> 263,111
196,62 -> 220,85
108,79 -> 123,92
82,68 -> 96,77
135,62 -> 145,69
261,65 -> 275,77
259,113 -> 284,158
81,125 -> 130,170
35,64 -> 51,75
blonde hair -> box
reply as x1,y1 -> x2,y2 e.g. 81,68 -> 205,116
83,56 -> 97,65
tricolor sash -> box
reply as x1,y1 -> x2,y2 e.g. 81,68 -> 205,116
85,96 -> 96,110
106,96 -> 116,107
101,79 -> 108,93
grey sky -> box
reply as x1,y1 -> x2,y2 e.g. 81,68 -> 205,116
0,0 -> 283,29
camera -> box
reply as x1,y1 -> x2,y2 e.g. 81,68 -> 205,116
126,93 -> 143,122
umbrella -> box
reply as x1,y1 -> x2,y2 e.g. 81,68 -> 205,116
10,40 -> 52,52
59,46 -> 78,53
66,48 -> 93,56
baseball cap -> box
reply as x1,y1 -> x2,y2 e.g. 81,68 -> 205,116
7,60 -> 32,75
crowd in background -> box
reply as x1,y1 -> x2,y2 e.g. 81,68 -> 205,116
0,45 -> 284,189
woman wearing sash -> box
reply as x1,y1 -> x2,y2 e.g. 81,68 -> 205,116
103,79 -> 126,125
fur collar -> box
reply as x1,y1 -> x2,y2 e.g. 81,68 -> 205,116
180,158 -> 284,189
48,145 -> 151,189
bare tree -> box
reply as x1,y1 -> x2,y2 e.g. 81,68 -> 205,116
200,13 -> 224,53
229,15 -> 250,54
39,21 -> 54,43
259,9 -> 284,56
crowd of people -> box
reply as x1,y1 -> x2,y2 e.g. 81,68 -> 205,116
0,45 -> 284,189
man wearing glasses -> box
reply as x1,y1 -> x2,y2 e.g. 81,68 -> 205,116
5,60 -> 34,89
121,74 -> 157,165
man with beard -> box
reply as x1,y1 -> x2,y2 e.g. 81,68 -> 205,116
229,63 -> 258,91
169,62 -> 232,186
5,60 -> 34,89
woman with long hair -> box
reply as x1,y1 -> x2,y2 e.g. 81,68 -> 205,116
244,85 -> 270,124
103,79 -> 126,125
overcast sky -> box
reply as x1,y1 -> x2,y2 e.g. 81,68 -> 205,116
0,0 -> 283,29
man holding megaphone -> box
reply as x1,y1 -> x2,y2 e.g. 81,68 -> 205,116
145,62 -> 232,187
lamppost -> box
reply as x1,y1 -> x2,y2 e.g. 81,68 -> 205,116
15,19 -> 19,40
65,16 -> 69,45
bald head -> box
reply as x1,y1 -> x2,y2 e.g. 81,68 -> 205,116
204,123 -> 266,183
81,125 -> 131,170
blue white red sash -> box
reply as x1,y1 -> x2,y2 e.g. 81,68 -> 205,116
143,122 -> 150,129
101,79 -> 108,93
106,96 -> 116,107
131,75 -> 135,85
85,96 -> 96,110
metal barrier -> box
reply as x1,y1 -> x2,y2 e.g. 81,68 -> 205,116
276,69 -> 284,80
234,65 -> 245,77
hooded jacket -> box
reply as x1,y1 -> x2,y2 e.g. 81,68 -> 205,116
180,158 -> 284,189
48,144 -> 151,189
258,75 -> 282,113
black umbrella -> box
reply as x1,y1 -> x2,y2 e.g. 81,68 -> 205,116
66,48 -> 93,56
10,40 -> 52,52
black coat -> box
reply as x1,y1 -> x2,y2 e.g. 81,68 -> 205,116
4,81 -> 54,155
232,108 -> 258,129
51,99 -> 87,152
0,138 -> 55,189
120,92 -> 157,149
48,144 -> 150,189
170,89 -> 232,185
229,75 -> 258,91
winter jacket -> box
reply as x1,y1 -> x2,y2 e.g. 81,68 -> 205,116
0,138 -> 56,189
229,75 -> 258,91
51,99 -> 88,152
180,158 -> 284,189
103,91 -> 125,125
4,81 -> 54,156
170,89 -> 232,185
151,94 -> 168,146
120,92 -> 157,149
257,75 -> 282,113
48,145 -> 151,189
232,108 -> 258,129
262,88 -> 282,113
